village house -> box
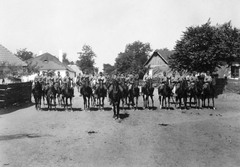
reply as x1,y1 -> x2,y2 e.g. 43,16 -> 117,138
0,44 -> 27,83
25,52 -> 75,81
144,49 -> 173,78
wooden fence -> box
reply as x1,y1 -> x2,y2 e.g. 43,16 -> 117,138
0,82 -> 32,108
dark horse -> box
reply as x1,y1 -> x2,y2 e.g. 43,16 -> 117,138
119,80 -> 128,109
32,81 -> 42,110
53,82 -> 62,106
111,80 -> 122,120
128,80 -> 140,110
46,84 -> 57,111
81,78 -> 92,111
62,82 -> 73,111
158,78 -> 172,110
202,81 -> 216,110
142,79 -> 154,109
96,80 -> 107,110
188,78 -> 203,109
175,79 -> 188,110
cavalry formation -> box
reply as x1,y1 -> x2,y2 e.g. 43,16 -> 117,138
32,70 -> 216,120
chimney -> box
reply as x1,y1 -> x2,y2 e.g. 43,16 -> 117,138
58,50 -> 62,62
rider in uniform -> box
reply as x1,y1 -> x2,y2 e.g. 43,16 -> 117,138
127,72 -> 135,90
34,71 -> 41,82
189,71 -> 198,89
203,71 -> 212,90
143,71 -> 152,86
40,71 -> 47,91
54,71 -> 62,91
170,71 -> 179,95
32,71 -> 41,90
45,70 -> 55,91
178,71 -> 185,83
62,71 -> 74,97
96,72 -> 107,93
76,73 -> 81,86
161,71 -> 168,84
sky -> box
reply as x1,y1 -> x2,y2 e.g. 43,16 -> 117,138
1,0 -> 240,71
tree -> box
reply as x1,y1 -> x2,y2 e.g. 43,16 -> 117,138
115,41 -> 152,76
15,48 -> 36,61
76,44 -> 96,74
103,63 -> 115,75
155,48 -> 175,59
168,20 -> 240,73
62,53 -> 74,65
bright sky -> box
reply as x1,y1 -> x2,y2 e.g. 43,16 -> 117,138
1,0 -> 240,71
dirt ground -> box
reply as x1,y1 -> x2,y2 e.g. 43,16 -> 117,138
0,88 -> 240,167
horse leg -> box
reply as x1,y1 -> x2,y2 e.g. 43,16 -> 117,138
207,96 -> 210,109
54,96 -> 56,111
116,102 -> 119,119
88,97 -> 91,110
35,98 -> 38,110
151,96 -> 154,109
175,96 -> 178,108
135,97 -> 138,110
47,97 -> 50,111
184,96 -> 187,110
212,97 -> 215,110
65,98 -> 68,111
189,96 -> 192,108
121,98 -> 124,109
159,95 -> 162,109
166,96 -> 169,110
179,97 -> 181,110
102,97 -> 105,110
70,98 -> 73,111
113,103 -> 116,119
131,96 -> 134,109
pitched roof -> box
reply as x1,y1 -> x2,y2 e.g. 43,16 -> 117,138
26,53 -> 74,72
144,51 -> 168,67
144,49 -> 175,67
0,44 -> 27,66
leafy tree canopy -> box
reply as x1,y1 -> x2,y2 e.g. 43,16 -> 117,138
62,53 -> 74,65
115,41 -> 152,77
103,63 -> 115,75
169,20 -> 240,73
15,48 -> 36,61
76,44 -> 96,74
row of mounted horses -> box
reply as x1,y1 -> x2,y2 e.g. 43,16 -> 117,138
157,78 -> 215,110
32,77 -> 215,120
32,81 -> 74,111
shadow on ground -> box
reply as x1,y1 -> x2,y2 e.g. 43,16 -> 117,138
0,133 -> 51,141
119,113 -> 130,120
40,107 -> 83,112
0,102 -> 34,115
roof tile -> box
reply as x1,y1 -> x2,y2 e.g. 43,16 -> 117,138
0,44 -> 27,66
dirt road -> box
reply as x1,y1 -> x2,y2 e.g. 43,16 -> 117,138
0,90 -> 240,167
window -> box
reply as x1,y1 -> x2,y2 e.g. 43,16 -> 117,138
231,65 -> 239,78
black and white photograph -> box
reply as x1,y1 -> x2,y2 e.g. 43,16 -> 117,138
0,0 -> 240,166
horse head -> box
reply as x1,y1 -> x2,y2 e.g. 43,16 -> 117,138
99,79 -> 103,89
